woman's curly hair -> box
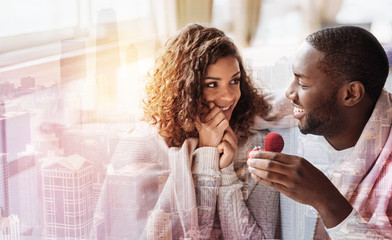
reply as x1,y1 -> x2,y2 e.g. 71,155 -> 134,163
143,24 -> 269,147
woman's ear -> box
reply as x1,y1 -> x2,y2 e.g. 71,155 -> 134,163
342,81 -> 365,107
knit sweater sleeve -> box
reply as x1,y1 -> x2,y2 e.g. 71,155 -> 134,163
217,129 -> 280,239
217,163 -> 270,239
192,147 -> 221,239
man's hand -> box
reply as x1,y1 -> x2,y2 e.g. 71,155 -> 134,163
247,150 -> 353,228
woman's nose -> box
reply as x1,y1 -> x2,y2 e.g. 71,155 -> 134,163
219,87 -> 235,101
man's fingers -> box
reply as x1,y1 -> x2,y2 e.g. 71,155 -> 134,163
250,173 -> 289,193
251,173 -> 273,187
248,150 -> 293,164
247,158 -> 289,175
248,166 -> 289,187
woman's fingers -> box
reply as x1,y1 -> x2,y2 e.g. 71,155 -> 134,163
222,129 -> 238,151
218,140 -> 235,169
197,107 -> 228,147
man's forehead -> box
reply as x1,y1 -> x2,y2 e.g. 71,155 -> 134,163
293,42 -> 324,72
292,41 -> 332,85
295,41 -> 323,62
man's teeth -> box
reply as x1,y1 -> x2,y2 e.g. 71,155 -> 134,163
294,107 -> 304,113
221,106 -> 230,111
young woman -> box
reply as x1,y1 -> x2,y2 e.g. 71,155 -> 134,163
141,23 -> 279,239
101,24 -> 280,240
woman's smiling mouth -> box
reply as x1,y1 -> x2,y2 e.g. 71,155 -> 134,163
221,105 -> 231,111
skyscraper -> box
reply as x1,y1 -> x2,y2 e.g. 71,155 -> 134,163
0,154 -> 9,219
0,102 -> 10,219
0,82 -> 15,100
41,154 -> 94,240
0,212 -> 20,240
105,163 -> 158,239
8,152 -> 41,237
0,111 -> 31,163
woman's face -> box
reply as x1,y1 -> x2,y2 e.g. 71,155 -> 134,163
203,55 -> 241,120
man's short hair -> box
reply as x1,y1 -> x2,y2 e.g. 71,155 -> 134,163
306,26 -> 389,102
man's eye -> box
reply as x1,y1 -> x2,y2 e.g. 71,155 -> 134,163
298,81 -> 308,88
205,82 -> 217,88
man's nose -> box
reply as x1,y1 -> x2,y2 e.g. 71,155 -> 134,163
285,80 -> 298,100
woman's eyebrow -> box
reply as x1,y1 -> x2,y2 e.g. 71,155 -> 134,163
231,71 -> 240,78
205,76 -> 221,80
205,71 -> 241,80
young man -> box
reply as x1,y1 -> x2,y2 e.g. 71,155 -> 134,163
248,26 -> 392,239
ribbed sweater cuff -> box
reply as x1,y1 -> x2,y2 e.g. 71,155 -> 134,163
192,147 -> 220,175
220,162 -> 238,186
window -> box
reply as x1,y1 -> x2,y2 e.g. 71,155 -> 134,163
0,0 -> 88,53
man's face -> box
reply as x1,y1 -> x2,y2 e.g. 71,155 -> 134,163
285,41 -> 345,137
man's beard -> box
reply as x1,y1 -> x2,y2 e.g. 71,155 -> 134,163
299,96 -> 342,137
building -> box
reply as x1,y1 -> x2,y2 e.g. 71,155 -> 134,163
20,77 -> 35,90
0,154 -> 9,218
41,154 -> 94,240
0,111 -> 31,163
7,152 -> 41,236
0,211 -> 20,240
104,162 -> 158,239
0,82 -> 15,100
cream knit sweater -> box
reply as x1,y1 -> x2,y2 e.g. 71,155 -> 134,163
102,122 -> 280,239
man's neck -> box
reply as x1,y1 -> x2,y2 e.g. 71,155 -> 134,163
324,130 -> 362,151
325,99 -> 376,151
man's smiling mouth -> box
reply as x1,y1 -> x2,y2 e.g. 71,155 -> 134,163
292,102 -> 306,119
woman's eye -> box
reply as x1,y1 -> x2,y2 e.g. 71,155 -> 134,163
230,78 -> 240,84
205,82 -> 217,88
